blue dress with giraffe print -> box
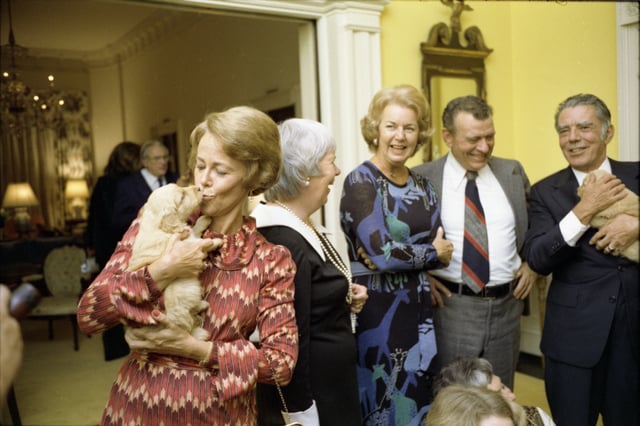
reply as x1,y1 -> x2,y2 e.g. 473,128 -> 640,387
340,161 -> 445,426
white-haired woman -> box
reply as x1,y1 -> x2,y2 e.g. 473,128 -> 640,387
252,118 -> 367,426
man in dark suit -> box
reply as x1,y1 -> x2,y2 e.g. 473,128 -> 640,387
524,93 -> 639,425
112,140 -> 179,239
413,96 -> 540,390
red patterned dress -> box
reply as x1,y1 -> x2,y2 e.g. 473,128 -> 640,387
77,215 -> 298,426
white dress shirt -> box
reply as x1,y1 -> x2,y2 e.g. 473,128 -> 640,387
430,154 -> 521,286
141,168 -> 164,191
559,158 -> 612,246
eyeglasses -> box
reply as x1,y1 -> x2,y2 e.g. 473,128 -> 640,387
146,155 -> 169,162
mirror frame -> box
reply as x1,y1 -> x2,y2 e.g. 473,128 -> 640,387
420,20 -> 492,162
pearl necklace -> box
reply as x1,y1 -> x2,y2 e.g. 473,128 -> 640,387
274,201 -> 357,333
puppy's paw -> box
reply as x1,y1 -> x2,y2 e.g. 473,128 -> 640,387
192,327 -> 209,341
197,301 -> 209,313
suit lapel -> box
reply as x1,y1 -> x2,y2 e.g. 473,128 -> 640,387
610,158 -> 640,194
428,156 -> 447,198
552,167 -> 580,214
491,159 -> 520,205
489,159 -> 527,249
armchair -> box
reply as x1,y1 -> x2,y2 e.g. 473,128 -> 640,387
28,245 -> 87,351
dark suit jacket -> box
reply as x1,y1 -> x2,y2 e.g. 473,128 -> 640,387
111,170 -> 178,240
85,173 -> 127,268
412,154 -> 530,253
524,159 -> 639,367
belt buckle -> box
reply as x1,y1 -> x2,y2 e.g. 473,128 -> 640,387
479,286 -> 491,298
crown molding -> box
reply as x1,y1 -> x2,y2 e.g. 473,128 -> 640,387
3,9 -> 200,69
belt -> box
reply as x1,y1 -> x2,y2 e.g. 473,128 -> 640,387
438,278 -> 513,299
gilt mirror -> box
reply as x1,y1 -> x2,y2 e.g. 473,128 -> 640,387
420,0 -> 492,163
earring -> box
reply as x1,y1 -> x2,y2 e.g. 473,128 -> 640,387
372,138 -> 378,147
303,177 -> 310,187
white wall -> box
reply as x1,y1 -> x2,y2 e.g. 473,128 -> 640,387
90,13 -> 301,175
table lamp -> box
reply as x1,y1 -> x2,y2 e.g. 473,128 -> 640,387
65,179 -> 89,219
2,182 -> 39,238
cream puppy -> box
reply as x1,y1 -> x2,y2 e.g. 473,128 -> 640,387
127,184 -> 213,339
578,170 -> 639,263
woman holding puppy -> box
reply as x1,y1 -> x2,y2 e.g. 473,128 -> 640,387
77,106 -> 298,425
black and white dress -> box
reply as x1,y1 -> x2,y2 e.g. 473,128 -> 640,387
253,202 -> 361,426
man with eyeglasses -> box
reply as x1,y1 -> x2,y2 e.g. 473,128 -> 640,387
112,140 -> 180,239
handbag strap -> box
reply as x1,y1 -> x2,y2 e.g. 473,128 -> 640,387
266,354 -> 294,425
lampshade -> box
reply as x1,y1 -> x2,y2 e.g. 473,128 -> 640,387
2,182 -> 39,208
65,179 -> 89,199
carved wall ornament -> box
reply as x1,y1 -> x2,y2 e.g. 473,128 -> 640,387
420,0 -> 493,162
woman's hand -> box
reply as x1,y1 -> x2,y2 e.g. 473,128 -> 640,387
148,232 -> 222,290
350,283 -> 368,313
433,226 -> 453,266
125,310 -> 213,363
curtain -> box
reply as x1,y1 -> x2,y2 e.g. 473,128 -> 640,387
0,90 -> 93,233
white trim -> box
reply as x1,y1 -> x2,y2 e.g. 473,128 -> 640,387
153,0 -> 387,258
251,202 -> 326,260
616,2 -> 639,161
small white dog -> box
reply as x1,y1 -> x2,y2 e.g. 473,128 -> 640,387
577,170 -> 639,263
127,183 -> 212,339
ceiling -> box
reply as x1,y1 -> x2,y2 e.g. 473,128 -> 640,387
1,0 -> 155,51
0,0 -> 258,65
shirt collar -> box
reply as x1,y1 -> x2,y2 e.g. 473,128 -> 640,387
251,202 -> 326,260
571,158 -> 611,186
445,153 -> 490,188
140,168 -> 163,188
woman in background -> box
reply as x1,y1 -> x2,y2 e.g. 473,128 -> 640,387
253,118 -> 367,425
433,357 -> 554,426
426,385 -> 519,426
78,106 -> 298,425
340,84 -> 453,425
84,140 -> 140,361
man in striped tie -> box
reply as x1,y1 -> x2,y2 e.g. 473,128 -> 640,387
412,96 -> 541,389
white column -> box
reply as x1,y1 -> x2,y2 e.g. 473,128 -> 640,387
616,2 -> 639,161
315,3 -> 386,257
175,0 -> 388,255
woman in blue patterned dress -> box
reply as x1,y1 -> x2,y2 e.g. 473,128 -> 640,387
340,85 -> 453,426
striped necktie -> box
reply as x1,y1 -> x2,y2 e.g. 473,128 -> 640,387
462,170 -> 489,292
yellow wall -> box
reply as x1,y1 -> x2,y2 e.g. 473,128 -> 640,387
381,0 -> 618,184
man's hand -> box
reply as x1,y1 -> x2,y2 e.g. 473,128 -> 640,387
574,172 -> 626,225
512,262 -> 540,300
433,226 -> 453,266
0,285 -> 23,401
429,273 -> 451,308
589,213 -> 639,256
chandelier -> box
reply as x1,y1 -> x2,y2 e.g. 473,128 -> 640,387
0,0 -> 65,131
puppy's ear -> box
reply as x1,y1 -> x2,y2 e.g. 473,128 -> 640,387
159,193 -> 185,232
160,213 -> 183,232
